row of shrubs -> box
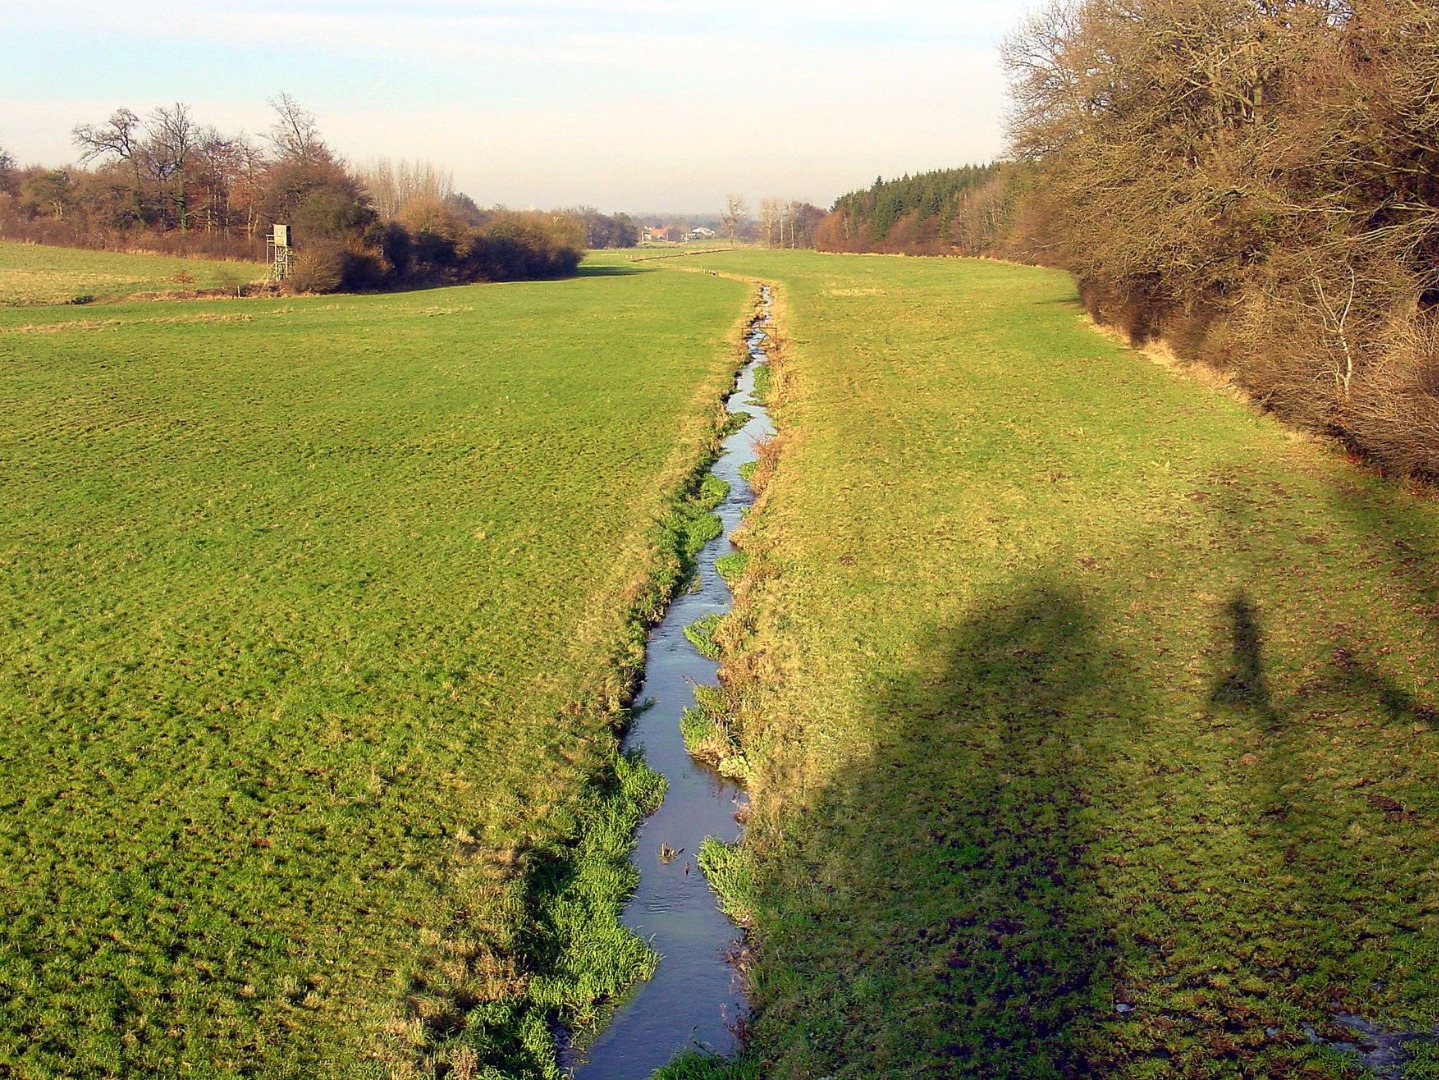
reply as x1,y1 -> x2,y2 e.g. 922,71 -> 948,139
285,210 -> 586,294
996,0 -> 1439,480
820,5 -> 1439,481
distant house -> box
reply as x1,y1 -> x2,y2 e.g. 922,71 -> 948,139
644,227 -> 669,243
687,226 -> 717,241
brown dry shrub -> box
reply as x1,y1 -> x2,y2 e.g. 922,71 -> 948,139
1182,240 -> 1439,478
1227,277 -> 1342,426
1077,276 -> 1170,346
1226,246 -> 1413,430
979,171 -> 1066,265
1345,315 -> 1439,478
1155,300 -> 1226,364
879,211 -> 944,256
284,242 -> 345,294
748,433 -> 787,495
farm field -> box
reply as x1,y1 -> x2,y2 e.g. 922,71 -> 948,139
678,250 -> 1439,1076
0,248 -> 751,1077
0,240 -> 264,307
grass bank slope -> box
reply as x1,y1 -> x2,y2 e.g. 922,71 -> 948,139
0,254 -> 749,1076
0,240 -> 263,306
685,249 -> 1439,1076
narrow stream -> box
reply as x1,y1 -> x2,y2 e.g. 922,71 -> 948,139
564,287 -> 775,1077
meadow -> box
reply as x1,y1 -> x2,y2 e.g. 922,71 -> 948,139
675,250 -> 1439,1076
9,238 -> 1439,1078
0,248 -> 751,1077
0,240 -> 263,306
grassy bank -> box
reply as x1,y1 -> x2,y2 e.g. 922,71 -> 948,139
0,249 -> 750,1075
682,250 -> 1439,1076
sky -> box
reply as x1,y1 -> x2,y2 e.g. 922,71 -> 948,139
3,0 -> 1041,215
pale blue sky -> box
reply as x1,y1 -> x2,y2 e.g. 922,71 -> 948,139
3,0 -> 1039,213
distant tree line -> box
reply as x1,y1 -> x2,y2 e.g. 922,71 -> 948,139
569,207 -> 639,249
814,165 -> 1010,254
756,198 -> 827,249
0,95 -> 592,291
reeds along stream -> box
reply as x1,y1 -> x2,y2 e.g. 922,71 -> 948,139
564,288 -> 775,1076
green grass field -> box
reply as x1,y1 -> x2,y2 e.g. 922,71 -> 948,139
675,250 -> 1439,1076
0,240 -> 267,307
0,249 -> 751,1076
9,239 -> 1439,1077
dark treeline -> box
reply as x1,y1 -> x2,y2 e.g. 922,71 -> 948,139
999,0 -> 1439,478
815,165 -> 1013,254
0,95 -> 611,291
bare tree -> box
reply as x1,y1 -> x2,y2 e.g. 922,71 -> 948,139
147,103 -> 198,229
227,137 -> 268,238
359,157 -> 454,220
71,103 -> 201,228
1003,0 -> 1439,474
721,193 -> 747,246
190,129 -> 257,234
267,93 -> 326,164
787,200 -> 825,248
73,108 -> 145,220
72,108 -> 142,165
758,197 -> 782,247
757,197 -> 826,249
1312,262 -> 1359,401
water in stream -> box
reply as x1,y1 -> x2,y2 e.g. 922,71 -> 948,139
564,289 -> 775,1077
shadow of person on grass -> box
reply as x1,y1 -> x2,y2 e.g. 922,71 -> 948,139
1209,594 -> 1281,729
1202,585 -> 1439,1076
749,581 -> 1136,1078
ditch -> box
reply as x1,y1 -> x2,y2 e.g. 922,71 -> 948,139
562,287 -> 775,1076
